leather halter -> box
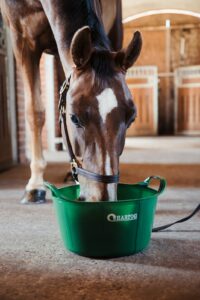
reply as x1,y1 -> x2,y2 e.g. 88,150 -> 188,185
58,75 -> 119,184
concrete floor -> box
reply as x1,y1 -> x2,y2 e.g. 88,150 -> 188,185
0,159 -> 200,300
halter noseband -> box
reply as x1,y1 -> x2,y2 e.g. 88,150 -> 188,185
58,75 -> 119,184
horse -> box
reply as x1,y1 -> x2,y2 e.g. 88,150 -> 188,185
1,0 -> 142,203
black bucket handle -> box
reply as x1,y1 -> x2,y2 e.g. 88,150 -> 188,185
142,177 -> 200,232
152,203 -> 200,232
139,177 -> 200,232
44,181 -> 60,198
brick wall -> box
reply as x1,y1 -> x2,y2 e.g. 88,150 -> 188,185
171,27 -> 200,69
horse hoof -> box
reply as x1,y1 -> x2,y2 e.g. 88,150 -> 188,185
21,189 -> 46,204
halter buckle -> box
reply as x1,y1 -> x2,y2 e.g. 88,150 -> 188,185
71,159 -> 78,171
59,80 -> 67,95
70,159 -> 79,183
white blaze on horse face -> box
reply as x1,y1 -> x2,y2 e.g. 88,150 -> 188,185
96,88 -> 118,123
96,89 -> 118,201
79,178 -> 102,202
105,152 -> 112,175
105,153 -> 116,201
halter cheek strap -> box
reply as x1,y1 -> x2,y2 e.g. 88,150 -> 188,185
58,76 -> 119,184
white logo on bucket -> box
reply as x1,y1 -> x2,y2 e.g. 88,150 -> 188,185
107,213 -> 137,222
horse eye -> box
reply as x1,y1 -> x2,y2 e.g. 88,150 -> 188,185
70,114 -> 83,128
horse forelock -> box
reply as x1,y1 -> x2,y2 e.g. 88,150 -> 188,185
90,50 -> 116,84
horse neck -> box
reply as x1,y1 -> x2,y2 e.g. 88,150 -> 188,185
41,0 -> 110,75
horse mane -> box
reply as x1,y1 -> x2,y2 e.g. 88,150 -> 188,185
65,1 -> 109,48
86,1 -> 116,79
85,0 -> 110,50
66,0 -> 115,79
90,49 -> 116,79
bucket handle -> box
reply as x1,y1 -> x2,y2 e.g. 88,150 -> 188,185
44,181 -> 60,198
141,176 -> 166,195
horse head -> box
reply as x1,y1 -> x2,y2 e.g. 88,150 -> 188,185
63,26 -> 142,201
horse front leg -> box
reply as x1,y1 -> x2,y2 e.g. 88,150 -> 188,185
22,56 -> 47,204
11,33 -> 46,203
22,91 -> 47,204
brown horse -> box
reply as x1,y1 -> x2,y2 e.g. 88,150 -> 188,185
1,0 -> 142,203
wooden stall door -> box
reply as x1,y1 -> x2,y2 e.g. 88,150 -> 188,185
175,66 -> 200,135
0,19 -> 12,170
126,66 -> 158,136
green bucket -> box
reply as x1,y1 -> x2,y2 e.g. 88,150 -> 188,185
45,176 -> 166,258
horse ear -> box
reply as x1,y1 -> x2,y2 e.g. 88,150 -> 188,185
70,26 -> 93,68
115,31 -> 142,71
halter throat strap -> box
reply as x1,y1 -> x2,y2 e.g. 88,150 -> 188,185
59,77 -> 119,184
